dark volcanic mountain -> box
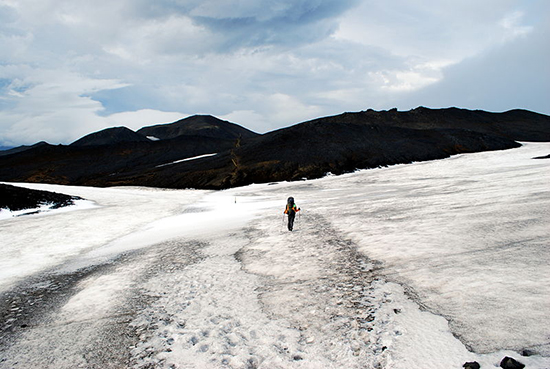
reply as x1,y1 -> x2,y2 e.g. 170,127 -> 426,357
0,115 -> 257,185
137,115 -> 259,140
0,107 -> 549,189
71,126 -> 150,146
120,118 -> 520,189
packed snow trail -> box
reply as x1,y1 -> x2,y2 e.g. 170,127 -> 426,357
128,212 -> 396,368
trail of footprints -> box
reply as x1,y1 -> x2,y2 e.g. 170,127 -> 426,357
246,213 -> 400,367
128,214 -> 403,368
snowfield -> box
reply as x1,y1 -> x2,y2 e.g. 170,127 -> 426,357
0,142 -> 549,368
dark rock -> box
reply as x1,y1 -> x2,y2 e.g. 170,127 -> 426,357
521,349 -> 536,357
533,154 -> 550,159
463,362 -> 480,369
500,356 -> 525,369
0,184 -> 81,212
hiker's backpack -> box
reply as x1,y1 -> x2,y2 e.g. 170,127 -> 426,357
286,197 -> 296,213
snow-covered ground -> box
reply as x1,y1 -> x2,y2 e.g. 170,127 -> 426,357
0,142 -> 549,368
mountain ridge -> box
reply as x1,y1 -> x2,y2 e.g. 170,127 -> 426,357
308,107 -> 550,142
70,126 -> 151,146
0,141 -> 50,157
1,107 -> 549,189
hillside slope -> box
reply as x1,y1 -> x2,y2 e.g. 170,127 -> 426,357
315,107 -> 550,142
119,120 -> 518,189
0,107 -> 548,189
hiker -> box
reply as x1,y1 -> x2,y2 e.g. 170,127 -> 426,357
284,197 -> 300,231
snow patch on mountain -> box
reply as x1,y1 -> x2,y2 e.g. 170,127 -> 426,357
156,153 -> 218,168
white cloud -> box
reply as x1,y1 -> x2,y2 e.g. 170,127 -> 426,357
498,11 -> 533,41
263,93 -> 324,126
220,110 -> 270,134
364,59 -> 453,92
0,67 -> 183,145
104,110 -> 186,132
333,1 -> 538,66
221,93 -> 323,133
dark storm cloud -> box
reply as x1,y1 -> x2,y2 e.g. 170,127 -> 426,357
132,0 -> 360,51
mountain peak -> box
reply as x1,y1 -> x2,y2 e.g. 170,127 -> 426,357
137,115 -> 259,140
70,126 -> 150,147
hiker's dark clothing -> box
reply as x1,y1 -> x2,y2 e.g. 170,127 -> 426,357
284,199 -> 300,231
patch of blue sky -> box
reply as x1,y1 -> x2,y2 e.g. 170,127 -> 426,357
88,86 -> 155,117
0,78 -> 10,89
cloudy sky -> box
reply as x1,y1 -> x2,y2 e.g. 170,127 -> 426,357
0,0 -> 548,146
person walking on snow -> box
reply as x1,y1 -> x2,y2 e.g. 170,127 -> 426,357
284,197 -> 300,231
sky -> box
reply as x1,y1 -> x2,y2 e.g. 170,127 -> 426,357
0,0 -> 549,146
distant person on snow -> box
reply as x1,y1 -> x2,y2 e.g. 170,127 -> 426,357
284,197 -> 300,231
